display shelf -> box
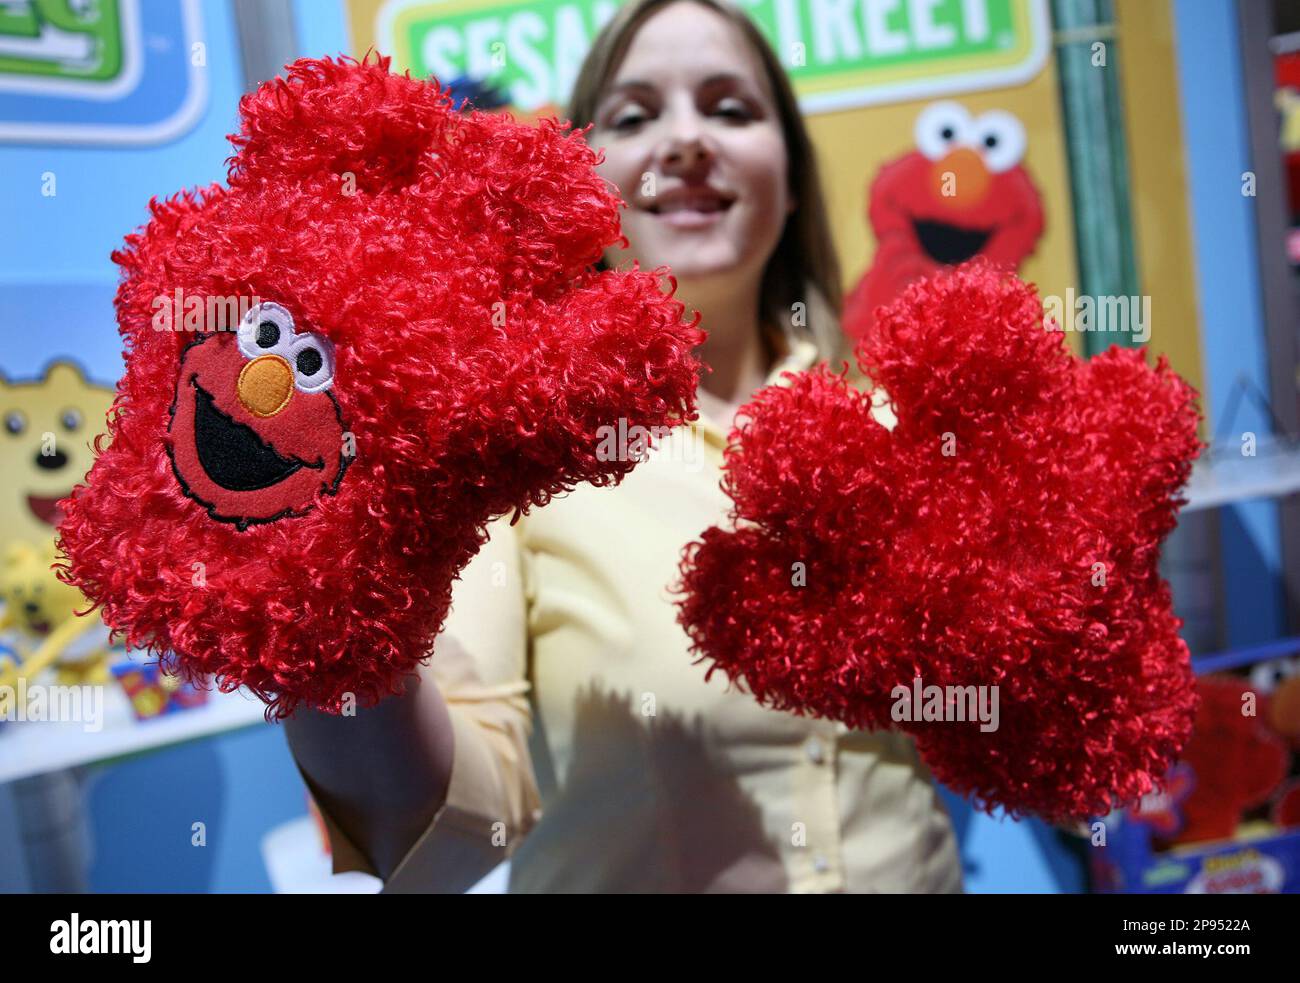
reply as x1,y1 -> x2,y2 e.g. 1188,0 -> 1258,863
0,686 -> 269,786
1183,440 -> 1300,512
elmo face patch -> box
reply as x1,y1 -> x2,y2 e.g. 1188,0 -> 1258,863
167,303 -> 348,529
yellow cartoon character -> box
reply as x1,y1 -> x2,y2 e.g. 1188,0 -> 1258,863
0,361 -> 114,549
0,540 -> 109,699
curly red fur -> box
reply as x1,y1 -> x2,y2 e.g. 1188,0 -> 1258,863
675,262 -> 1201,823
59,55 -> 703,718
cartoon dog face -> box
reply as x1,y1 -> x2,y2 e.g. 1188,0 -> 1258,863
168,307 -> 348,528
0,363 -> 113,547
58,56 -> 702,716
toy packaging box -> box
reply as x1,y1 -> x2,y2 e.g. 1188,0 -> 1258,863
1091,644 -> 1300,893
111,660 -> 210,722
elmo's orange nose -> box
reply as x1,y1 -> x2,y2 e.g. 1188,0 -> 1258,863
931,148 -> 991,207
238,355 -> 294,417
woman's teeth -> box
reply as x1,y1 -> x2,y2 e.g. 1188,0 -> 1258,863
648,191 -> 734,228
658,196 -> 727,213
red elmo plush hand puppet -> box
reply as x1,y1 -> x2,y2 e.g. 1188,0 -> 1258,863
676,263 -> 1200,823
843,101 -> 1044,343
59,56 -> 702,717
1156,675 -> 1287,846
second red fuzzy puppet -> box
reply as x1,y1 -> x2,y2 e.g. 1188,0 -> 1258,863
676,262 -> 1201,824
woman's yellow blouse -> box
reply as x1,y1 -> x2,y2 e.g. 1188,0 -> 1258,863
310,338 -> 963,893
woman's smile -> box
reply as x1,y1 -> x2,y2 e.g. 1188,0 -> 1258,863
643,182 -> 737,228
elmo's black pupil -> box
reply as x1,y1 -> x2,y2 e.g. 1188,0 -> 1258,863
297,349 -> 323,376
941,127 -> 954,140
256,322 -> 279,348
985,135 -> 998,148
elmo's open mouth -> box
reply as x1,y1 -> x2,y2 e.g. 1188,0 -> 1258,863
192,380 -> 321,492
166,332 -> 349,528
26,493 -> 68,526
912,218 -> 992,265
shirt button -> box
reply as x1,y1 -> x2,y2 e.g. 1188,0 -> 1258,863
813,855 -> 830,874
806,737 -> 827,765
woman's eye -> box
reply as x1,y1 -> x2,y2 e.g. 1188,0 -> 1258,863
712,99 -> 754,122
610,107 -> 649,131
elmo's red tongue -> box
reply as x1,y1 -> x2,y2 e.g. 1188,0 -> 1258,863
27,494 -> 66,526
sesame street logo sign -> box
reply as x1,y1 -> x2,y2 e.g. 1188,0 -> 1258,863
374,0 -> 1049,114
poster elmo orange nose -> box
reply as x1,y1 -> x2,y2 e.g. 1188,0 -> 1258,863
167,302 -> 348,529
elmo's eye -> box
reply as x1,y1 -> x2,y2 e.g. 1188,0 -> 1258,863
971,110 -> 1026,173
238,302 -> 296,361
238,301 -> 334,392
4,411 -> 25,436
60,409 -> 82,432
297,349 -> 322,376
256,322 -> 281,348
914,101 -> 973,161
289,334 -> 336,393
1250,658 -> 1300,693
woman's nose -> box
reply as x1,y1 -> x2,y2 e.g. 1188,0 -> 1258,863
662,137 -> 710,173
658,116 -> 713,176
